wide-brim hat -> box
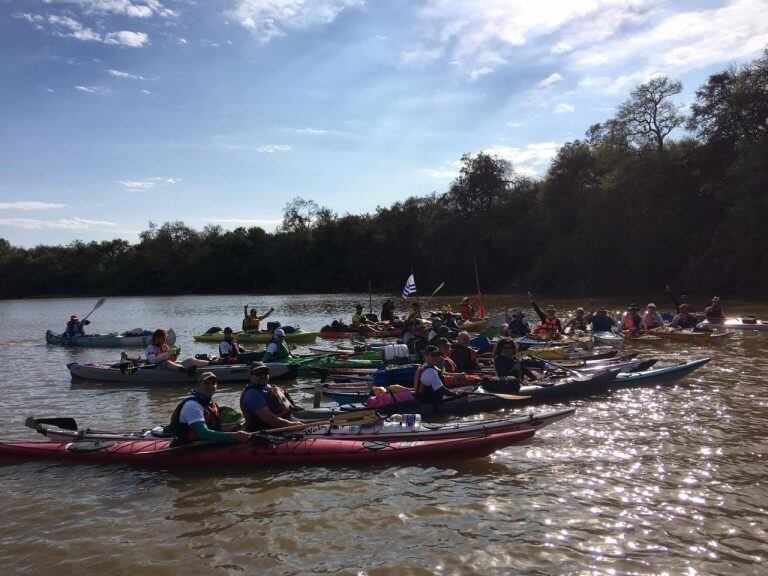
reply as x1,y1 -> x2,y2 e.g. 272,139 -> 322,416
249,362 -> 270,375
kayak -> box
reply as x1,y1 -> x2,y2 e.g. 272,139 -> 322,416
611,358 -> 709,388
456,319 -> 489,332
698,317 -> 768,331
45,328 -> 176,348
193,328 -> 317,344
318,327 -> 403,339
31,408 -> 575,444
320,370 -> 620,415
0,429 -> 535,468
644,329 -> 735,345
67,361 -> 299,384
593,331 -> 624,347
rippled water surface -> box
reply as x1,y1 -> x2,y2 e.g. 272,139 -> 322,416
1,294 -> 767,575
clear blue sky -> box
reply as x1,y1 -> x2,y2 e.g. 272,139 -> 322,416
2,0 -> 766,247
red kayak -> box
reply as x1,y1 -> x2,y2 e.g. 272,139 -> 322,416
0,429 -> 534,468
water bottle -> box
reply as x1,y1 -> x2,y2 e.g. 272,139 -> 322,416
404,414 -> 421,428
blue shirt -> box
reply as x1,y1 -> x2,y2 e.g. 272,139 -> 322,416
243,385 -> 271,413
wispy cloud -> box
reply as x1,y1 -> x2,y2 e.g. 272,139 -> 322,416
44,0 -> 176,19
554,103 -> 574,113
229,0 -> 364,43
107,69 -> 146,80
117,177 -> 180,190
539,73 -> 563,87
0,217 -> 116,230
469,66 -> 494,81
0,202 -> 66,210
485,143 -> 559,175
255,145 -> 292,153
75,85 -> 110,95
15,11 -> 151,47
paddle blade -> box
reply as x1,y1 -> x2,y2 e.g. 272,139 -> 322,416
93,297 -> 106,310
25,416 -> 79,431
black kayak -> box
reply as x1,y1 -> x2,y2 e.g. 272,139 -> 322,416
296,369 -> 619,420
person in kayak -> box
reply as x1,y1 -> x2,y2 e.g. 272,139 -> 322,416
460,297 -> 481,321
665,284 -> 696,313
380,299 -> 397,323
434,338 -> 458,372
528,292 -> 564,338
239,362 -> 299,431
242,305 -> 275,332
705,297 -> 725,321
167,372 -> 252,446
640,303 -> 664,330
450,331 -> 480,372
351,304 -> 381,330
669,304 -> 700,329
64,315 -> 90,339
492,339 -> 537,383
587,308 -> 617,332
413,346 -> 466,403
616,304 -> 643,333
505,310 -> 531,336
261,328 -> 293,362
406,301 -> 423,321
427,317 -> 443,341
563,307 -> 589,333
215,327 -> 260,364
147,329 -> 209,375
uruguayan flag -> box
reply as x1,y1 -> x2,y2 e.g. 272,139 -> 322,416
402,274 -> 417,298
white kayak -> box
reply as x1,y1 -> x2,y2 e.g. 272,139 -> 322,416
698,317 -> 768,332
46,328 -> 176,347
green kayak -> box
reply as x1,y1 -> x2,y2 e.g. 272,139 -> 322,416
194,329 -> 317,344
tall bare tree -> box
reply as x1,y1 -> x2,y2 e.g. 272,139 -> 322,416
616,76 -> 685,152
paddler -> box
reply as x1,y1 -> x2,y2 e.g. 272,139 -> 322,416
669,304 -> 699,329
413,345 -> 466,403
217,327 -> 260,364
459,297 -> 481,321
587,308 -> 617,332
704,296 -> 725,321
434,337 -> 458,372
529,292 -> 564,338
261,328 -> 293,362
380,299 -> 397,323
242,305 -> 275,332
147,328 -> 209,375
406,301 -> 423,321
167,372 -> 252,446
563,307 -> 589,333
239,362 -> 299,430
616,304 -> 643,333
450,331 -> 480,372
492,339 -> 537,385
427,317 -> 443,341
640,303 -> 664,330
64,314 -> 90,339
505,310 -> 531,336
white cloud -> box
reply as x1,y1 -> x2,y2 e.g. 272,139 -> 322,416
554,103 -> 575,113
469,66 -> 494,81
75,85 -> 110,95
255,145 -> 292,153
289,128 -> 331,135
107,69 -> 145,80
484,143 -> 559,175
105,31 -> 150,47
0,202 -> 66,210
0,217 -> 116,230
44,1 -> 175,19
229,0 -> 364,43
117,177 -> 179,190
539,72 -> 563,87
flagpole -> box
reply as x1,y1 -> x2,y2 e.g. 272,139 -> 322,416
473,252 -> 484,317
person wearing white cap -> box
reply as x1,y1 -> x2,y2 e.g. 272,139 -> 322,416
640,303 -> 664,330
704,296 -> 725,322
262,328 -> 293,362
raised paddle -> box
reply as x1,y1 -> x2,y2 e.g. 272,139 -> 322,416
80,297 -> 106,323
261,410 -> 382,434
422,281 -> 445,310
25,416 -> 79,431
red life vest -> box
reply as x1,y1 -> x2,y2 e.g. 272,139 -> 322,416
413,364 -> 446,396
168,398 -> 221,443
535,316 -> 559,335
219,338 -> 241,363
440,354 -> 457,372
460,304 -> 474,320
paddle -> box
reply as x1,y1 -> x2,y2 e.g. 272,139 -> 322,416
25,416 -> 79,431
422,281 -> 445,310
81,298 -> 106,323
527,355 -> 585,378
261,410 -> 382,434
465,390 -> 530,401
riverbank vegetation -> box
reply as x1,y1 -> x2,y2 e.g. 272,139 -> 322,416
1,51 -> 766,298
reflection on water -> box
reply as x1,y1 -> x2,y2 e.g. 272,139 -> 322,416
1,294 -> 767,575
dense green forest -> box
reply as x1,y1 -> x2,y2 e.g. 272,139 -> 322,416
1,51 -> 767,298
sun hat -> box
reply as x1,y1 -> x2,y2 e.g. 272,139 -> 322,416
249,362 -> 270,375
273,328 -> 285,337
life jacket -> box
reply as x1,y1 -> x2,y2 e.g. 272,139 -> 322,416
460,304 -> 474,320
571,317 -> 588,331
167,397 -> 221,444
219,337 -> 241,362
413,364 -> 446,399
150,342 -> 178,363
620,313 -> 642,330
534,316 -> 560,336
439,354 -> 457,372
266,340 -> 291,361
450,344 -> 478,372
239,383 -> 293,431
244,315 -> 260,331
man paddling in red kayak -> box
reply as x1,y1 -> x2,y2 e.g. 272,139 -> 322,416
240,362 -> 300,431
167,372 -> 252,446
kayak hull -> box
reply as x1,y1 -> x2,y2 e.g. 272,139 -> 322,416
194,329 -> 317,344
46,328 -> 176,348
611,358 -> 710,388
0,429 -> 534,468
699,318 -> 768,331
68,361 -> 298,384
36,409 -> 575,444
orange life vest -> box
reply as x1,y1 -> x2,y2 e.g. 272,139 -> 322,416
413,364 -> 446,396
535,316 -> 560,335
157,342 -> 178,362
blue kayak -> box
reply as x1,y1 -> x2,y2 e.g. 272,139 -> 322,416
46,328 -> 176,348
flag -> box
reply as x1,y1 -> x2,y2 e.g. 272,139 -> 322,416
402,274 -> 417,298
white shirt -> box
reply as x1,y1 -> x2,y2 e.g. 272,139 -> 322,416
146,344 -> 169,364
219,340 -> 237,356
179,400 -> 205,425
419,364 -> 444,391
